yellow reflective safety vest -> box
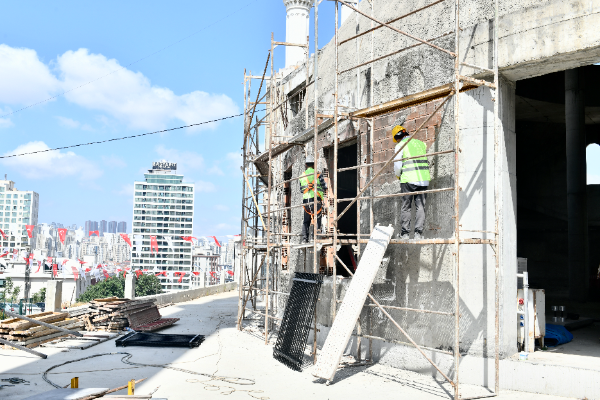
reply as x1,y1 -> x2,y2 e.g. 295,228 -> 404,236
400,138 -> 430,183
299,168 -> 324,200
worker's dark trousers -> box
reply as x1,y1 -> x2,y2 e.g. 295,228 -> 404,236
302,199 -> 323,241
400,183 -> 428,235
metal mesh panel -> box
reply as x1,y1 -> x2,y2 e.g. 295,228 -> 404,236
273,272 -> 323,371
115,332 -> 205,348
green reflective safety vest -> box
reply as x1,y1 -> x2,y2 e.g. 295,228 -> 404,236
299,168 -> 324,200
400,138 -> 430,183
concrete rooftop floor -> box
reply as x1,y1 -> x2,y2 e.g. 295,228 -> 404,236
0,292 -> 581,400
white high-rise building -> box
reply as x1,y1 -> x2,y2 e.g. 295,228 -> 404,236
0,179 -> 39,257
131,162 -> 195,292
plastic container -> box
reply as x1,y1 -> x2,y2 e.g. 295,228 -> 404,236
519,352 -> 529,361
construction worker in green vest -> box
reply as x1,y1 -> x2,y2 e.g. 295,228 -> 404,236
392,125 -> 431,240
299,155 -> 327,244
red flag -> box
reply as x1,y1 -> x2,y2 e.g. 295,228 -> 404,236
192,271 -> 200,276
97,264 -> 103,269
209,271 -> 216,278
52,264 -> 58,277
0,251 -> 8,258
135,270 -> 143,279
62,259 -> 69,266
47,256 -> 52,265
180,236 -> 197,243
209,236 -> 221,247
125,267 -> 131,271
174,271 -> 186,283
89,230 -> 99,237
85,268 -> 91,273
78,259 -> 87,265
155,271 -> 167,277
0,229 -> 6,239
227,270 -> 234,276
120,233 -> 132,247
150,236 -> 158,253
25,225 -> 34,239
35,260 -> 41,273
103,270 -> 110,279
71,266 -> 79,280
25,253 -> 33,266
57,228 -> 67,244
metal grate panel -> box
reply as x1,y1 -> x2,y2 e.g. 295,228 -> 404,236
273,272 -> 323,371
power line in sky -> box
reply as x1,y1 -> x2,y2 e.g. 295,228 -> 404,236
0,0 -> 261,119
0,111 -> 260,159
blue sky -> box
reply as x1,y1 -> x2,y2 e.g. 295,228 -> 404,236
0,1 -> 597,239
0,0 -> 330,238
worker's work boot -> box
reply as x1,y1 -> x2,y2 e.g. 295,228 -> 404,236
301,238 -> 309,244
400,233 -> 409,240
414,232 -> 423,240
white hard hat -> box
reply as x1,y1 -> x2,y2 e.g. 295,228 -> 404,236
305,155 -> 314,164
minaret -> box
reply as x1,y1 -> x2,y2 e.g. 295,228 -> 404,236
283,0 -> 313,68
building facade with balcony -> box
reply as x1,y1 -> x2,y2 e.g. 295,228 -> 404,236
131,162 -> 194,292
0,179 -> 39,257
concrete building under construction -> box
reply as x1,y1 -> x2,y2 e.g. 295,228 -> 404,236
238,0 -> 600,398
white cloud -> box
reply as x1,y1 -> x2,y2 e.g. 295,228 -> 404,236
102,155 -> 127,169
195,180 -> 217,193
588,174 -> 600,184
0,44 -> 59,105
56,49 -> 239,130
0,141 -> 102,181
0,45 -> 238,131
214,205 -> 229,211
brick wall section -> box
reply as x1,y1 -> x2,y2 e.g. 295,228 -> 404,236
370,98 -> 444,188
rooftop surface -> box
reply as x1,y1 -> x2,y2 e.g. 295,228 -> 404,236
0,292 -> 578,400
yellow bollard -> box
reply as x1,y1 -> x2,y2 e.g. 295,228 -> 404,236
127,379 -> 135,395
71,377 -> 79,389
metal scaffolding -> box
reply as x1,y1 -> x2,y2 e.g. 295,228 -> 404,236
237,0 -> 501,398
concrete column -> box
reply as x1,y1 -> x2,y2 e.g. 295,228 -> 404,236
46,280 -> 62,312
125,274 -> 136,299
565,68 -> 589,302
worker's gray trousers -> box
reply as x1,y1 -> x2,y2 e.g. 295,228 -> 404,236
400,183 -> 428,235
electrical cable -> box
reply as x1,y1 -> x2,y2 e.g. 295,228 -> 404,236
0,110 -> 263,160
1,0 -> 262,119
41,315 -> 269,399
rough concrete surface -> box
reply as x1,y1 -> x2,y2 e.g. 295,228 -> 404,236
0,292 -> 579,400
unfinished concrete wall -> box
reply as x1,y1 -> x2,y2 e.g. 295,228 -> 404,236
264,0 -> 599,385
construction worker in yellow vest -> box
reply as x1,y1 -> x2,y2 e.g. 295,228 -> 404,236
392,125 -> 431,240
299,155 -> 327,244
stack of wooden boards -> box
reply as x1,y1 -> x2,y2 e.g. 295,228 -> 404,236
70,297 -> 179,333
0,311 -> 83,349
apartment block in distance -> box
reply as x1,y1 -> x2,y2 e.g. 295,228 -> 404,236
0,179 -> 39,254
131,161 -> 194,292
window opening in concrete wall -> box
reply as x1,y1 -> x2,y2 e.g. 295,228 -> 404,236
335,141 -> 357,277
587,144 -> 600,185
288,83 -> 306,117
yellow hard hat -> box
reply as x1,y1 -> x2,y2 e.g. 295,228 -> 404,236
391,125 -> 407,143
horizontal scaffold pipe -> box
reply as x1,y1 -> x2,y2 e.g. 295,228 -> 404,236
338,0 -> 447,46
337,187 -> 454,202
337,0 -> 456,58
339,31 -> 454,75
337,149 -> 455,172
